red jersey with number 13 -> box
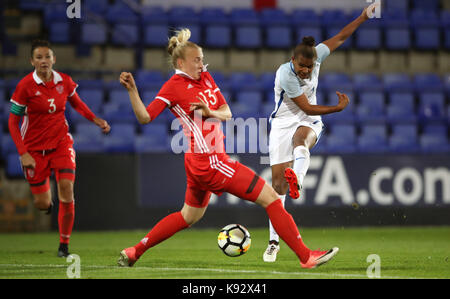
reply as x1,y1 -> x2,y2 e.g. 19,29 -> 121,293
154,70 -> 227,155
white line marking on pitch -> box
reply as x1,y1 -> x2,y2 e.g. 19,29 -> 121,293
0,264 -> 439,279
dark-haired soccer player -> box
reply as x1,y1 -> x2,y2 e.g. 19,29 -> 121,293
264,5 -> 376,262
8,40 -> 110,257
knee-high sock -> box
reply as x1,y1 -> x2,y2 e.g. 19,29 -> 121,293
134,212 -> 189,258
265,199 -> 310,263
268,194 -> 286,243
292,145 -> 310,187
59,201 -> 75,244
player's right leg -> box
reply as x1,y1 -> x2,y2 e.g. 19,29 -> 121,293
118,187 -> 210,267
264,162 -> 291,262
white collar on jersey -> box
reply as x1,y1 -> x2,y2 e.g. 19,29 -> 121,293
32,70 -> 63,85
175,64 -> 209,80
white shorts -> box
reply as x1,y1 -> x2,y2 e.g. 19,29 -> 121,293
269,118 -> 324,166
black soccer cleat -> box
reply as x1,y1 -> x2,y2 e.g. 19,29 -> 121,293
57,243 -> 70,257
45,202 -> 53,215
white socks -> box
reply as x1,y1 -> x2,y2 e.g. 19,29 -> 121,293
268,194 -> 285,243
292,145 -> 310,188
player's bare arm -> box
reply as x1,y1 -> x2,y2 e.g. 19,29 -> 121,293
190,98 -> 232,121
291,91 -> 349,115
322,4 -> 375,52
120,72 -> 151,124
93,117 -> 111,134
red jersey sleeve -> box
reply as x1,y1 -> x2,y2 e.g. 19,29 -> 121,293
205,72 -> 227,107
65,74 -> 79,97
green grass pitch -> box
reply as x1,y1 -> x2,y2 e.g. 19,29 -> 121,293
0,226 -> 449,279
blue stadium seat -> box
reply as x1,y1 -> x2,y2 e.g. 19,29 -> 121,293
102,102 -> 136,123
414,74 -> 444,93
77,79 -> 104,90
141,6 -> 168,24
109,90 -> 130,106
383,74 -> 413,92
326,124 -> 357,153
104,123 -> 136,153
385,27 -> 411,50
229,72 -> 261,92
445,28 -> 450,49
81,23 -> 107,45
353,73 -> 383,92
356,91 -> 386,123
6,153 -> 23,178
83,0 -> 108,14
49,21 -> 71,43
355,27 -> 381,50
136,124 -> 170,152
230,8 -> 259,26
296,26 -> 323,46
260,8 -> 290,26
73,123 -> 104,153
235,26 -> 262,49
389,124 -> 420,153
135,70 -> 165,90
169,7 -> 201,44
357,124 -> 389,153
77,89 -> 104,111
386,91 -> 417,124
414,27 -> 440,50
235,90 -> 263,107
229,103 -> 254,119
290,9 -> 321,27
112,23 -> 139,46
19,0 -> 45,11
266,26 -> 292,49
321,73 -> 353,92
1,135 -> 17,157
420,124 -> 449,152
144,24 -> 169,46
200,8 -> 229,26
204,25 -> 232,48
260,72 -> 276,93
385,0 -> 409,12
412,0 -> 439,11
261,102 -> 276,118
417,91 -> 446,123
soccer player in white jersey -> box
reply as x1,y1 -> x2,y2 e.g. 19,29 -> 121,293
263,5 -> 376,262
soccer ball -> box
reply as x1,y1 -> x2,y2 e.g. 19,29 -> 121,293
217,224 -> 251,257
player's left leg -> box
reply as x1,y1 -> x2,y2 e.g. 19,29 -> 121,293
119,187 -> 211,267
52,135 -> 76,257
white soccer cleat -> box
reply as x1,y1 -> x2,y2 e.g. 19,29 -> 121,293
263,243 -> 280,262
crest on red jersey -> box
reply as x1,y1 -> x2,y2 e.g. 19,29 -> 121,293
56,85 -> 64,94
205,79 -> 212,89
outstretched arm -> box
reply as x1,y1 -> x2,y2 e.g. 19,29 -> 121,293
292,91 -> 350,116
322,4 -> 377,53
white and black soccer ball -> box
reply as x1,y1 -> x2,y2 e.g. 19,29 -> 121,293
217,224 -> 251,257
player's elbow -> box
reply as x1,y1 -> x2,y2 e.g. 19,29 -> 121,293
137,114 -> 151,125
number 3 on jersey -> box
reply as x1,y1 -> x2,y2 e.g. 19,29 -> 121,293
48,98 -> 56,113
198,90 -> 217,106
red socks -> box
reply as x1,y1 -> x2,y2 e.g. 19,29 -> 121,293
265,199 -> 310,263
58,201 -> 75,244
134,211 -> 189,258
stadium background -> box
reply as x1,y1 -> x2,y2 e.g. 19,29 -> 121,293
0,0 -> 449,232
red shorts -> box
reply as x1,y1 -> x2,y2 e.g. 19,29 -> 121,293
24,134 -> 76,194
184,153 -> 266,208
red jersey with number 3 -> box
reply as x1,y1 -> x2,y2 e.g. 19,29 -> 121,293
154,70 -> 227,155
10,70 -> 78,151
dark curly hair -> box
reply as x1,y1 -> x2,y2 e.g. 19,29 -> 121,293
293,36 -> 317,60
31,39 -> 53,58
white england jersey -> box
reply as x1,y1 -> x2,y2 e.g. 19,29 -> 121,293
270,43 -> 330,128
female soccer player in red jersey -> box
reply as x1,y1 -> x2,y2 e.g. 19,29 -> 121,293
8,40 -> 111,257
117,29 -> 339,269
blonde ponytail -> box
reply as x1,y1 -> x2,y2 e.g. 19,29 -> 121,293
167,28 -> 200,69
